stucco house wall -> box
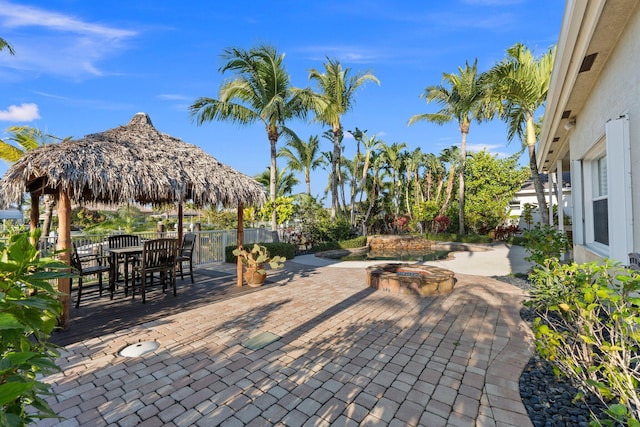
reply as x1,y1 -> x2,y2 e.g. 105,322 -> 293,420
538,0 -> 640,265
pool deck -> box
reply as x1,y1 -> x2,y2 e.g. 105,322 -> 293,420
36,242 -> 534,426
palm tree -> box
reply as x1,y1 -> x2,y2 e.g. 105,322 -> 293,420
484,43 -> 556,224
379,141 -> 408,229
438,146 -> 461,217
255,167 -> 300,198
423,152 -> 443,202
0,126 -> 67,237
409,59 -> 491,234
0,37 -> 14,55
190,44 -> 310,237
404,147 -> 426,213
278,135 -> 325,196
307,57 -> 379,219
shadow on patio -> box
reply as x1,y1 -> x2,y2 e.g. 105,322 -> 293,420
50,261 -> 316,347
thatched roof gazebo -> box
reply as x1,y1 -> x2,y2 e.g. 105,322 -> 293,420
0,112 -> 266,327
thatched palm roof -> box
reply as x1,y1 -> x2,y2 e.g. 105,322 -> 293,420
0,112 -> 266,208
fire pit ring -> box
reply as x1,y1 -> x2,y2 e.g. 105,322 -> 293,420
366,263 -> 455,297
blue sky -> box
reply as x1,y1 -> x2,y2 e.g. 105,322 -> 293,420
0,0 -> 564,202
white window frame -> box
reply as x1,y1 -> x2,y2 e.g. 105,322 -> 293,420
583,141 -> 609,256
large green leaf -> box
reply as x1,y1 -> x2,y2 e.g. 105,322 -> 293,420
0,313 -> 23,331
0,382 -> 34,406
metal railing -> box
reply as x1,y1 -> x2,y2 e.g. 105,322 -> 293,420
38,228 -> 274,265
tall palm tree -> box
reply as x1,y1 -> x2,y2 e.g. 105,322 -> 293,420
278,135 -> 325,196
0,126 -> 67,237
190,44 -> 310,237
0,37 -> 14,55
307,57 -> 379,219
409,59 -> 491,234
485,43 -> 556,224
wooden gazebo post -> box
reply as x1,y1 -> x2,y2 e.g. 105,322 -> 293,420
177,202 -> 184,244
30,194 -> 39,245
57,188 -> 72,329
237,202 -> 244,287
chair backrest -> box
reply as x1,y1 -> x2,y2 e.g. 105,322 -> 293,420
142,238 -> 178,270
181,233 -> 196,257
108,234 -> 140,249
70,243 -> 82,272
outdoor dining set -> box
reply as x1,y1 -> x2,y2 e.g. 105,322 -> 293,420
70,233 -> 196,307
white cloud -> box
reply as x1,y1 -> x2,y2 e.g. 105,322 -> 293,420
0,103 -> 40,121
0,2 -> 135,38
0,1 -> 137,79
157,94 -> 191,101
297,45 -> 384,64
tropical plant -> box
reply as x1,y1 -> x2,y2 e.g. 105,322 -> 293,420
190,44 -> 310,238
254,166 -> 299,198
409,59 -> 492,235
0,126 -> 69,238
437,145 -> 461,217
485,43 -> 556,225
463,150 -> 529,234
527,259 -> 640,426
378,141 -> 407,231
257,195 -> 295,225
0,37 -> 14,55
232,243 -> 286,274
523,223 -> 571,266
278,134 -> 325,195
0,229 -> 70,426
307,57 -> 379,219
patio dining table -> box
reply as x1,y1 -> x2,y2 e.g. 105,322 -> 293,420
106,245 -> 143,297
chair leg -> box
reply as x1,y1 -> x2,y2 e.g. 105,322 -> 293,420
178,260 -> 184,280
188,260 -> 194,283
75,277 -> 82,308
171,267 -> 177,296
141,271 -> 146,304
98,272 -> 103,296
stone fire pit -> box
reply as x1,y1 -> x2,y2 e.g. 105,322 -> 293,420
366,263 -> 455,297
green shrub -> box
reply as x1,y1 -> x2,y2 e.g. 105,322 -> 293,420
310,235 -> 367,253
425,233 -> 492,244
523,224 -> 571,266
225,242 -> 295,263
0,230 -> 71,426
527,259 -> 640,425
337,236 -> 367,249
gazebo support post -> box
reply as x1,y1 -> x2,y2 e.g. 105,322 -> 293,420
30,193 -> 39,245
237,203 -> 244,287
177,203 -> 183,245
57,189 -> 72,329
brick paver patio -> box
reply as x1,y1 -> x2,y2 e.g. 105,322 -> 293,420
36,260 -> 534,426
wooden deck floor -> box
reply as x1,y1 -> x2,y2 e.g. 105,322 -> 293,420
50,264 -> 281,347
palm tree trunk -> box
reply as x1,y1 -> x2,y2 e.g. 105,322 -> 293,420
439,167 -> 456,216
458,130 -> 468,234
268,127 -> 280,242
331,128 -> 341,219
364,173 -> 379,232
305,170 -> 311,195
526,115 -> 549,225
41,195 -> 57,239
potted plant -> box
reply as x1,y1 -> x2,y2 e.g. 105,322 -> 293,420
232,243 -> 286,286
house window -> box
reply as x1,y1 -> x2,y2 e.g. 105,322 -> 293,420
591,155 -> 609,245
